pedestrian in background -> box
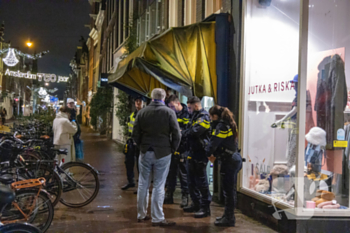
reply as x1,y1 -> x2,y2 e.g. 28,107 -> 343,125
67,98 -> 81,160
53,106 -> 78,163
206,105 -> 242,227
132,88 -> 181,226
0,108 -> 7,129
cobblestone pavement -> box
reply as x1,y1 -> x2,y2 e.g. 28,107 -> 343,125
48,127 -> 277,233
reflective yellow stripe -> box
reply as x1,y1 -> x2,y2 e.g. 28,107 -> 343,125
177,118 -> 189,124
199,121 -> 210,129
192,119 -> 210,129
128,112 -> 135,133
212,129 -> 233,138
187,156 -> 192,159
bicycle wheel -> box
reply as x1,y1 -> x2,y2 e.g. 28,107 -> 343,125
20,164 -> 63,207
2,189 -> 54,233
60,162 -> 100,208
0,223 -> 42,233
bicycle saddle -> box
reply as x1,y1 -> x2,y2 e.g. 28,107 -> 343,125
0,184 -> 15,210
0,174 -> 14,185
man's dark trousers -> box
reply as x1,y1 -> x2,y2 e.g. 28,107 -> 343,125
166,153 -> 189,195
186,154 -> 211,208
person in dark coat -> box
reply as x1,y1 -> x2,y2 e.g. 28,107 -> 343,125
182,96 -> 212,218
132,88 -> 181,226
164,94 -> 190,207
206,105 -> 242,227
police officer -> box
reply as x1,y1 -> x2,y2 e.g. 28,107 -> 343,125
182,96 -> 211,218
121,96 -> 143,190
164,95 -> 190,207
206,105 -> 242,227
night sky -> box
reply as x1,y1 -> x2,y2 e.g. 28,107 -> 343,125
0,0 -> 91,99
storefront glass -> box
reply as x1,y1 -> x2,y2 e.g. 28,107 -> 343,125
303,0 -> 350,211
241,0 -> 350,215
241,0 -> 300,207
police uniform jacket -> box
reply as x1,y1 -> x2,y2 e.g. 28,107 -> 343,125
182,108 -> 210,159
176,103 -> 190,130
127,110 -> 138,136
206,120 -> 237,157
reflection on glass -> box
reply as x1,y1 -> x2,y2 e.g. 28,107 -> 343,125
304,0 -> 350,211
242,0 -> 300,207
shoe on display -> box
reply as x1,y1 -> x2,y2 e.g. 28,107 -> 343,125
183,204 -> 200,213
214,216 -> 235,227
180,194 -> 189,208
152,219 -> 176,226
194,208 -> 211,218
121,183 -> 135,190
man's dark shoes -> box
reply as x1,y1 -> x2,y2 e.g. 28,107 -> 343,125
163,192 -> 174,204
194,208 -> 211,218
180,194 -> 189,208
121,183 -> 135,190
152,219 -> 176,226
183,204 -> 200,213
214,216 -> 235,227
137,215 -> 151,222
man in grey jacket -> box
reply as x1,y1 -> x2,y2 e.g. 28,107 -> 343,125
132,88 -> 181,226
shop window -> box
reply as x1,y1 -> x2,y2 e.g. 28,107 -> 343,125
241,0 -> 301,207
303,0 -> 350,211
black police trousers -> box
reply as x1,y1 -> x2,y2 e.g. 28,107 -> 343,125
187,156 -> 212,208
221,152 -> 242,218
166,153 -> 189,195
125,148 -> 140,184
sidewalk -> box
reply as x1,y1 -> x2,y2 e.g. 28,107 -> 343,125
48,126 -> 278,233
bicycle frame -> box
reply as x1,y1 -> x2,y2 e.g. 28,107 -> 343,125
1,178 -> 46,224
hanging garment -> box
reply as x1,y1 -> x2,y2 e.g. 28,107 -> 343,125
314,55 -> 347,149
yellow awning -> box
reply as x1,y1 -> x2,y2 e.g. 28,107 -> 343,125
109,21 -> 217,100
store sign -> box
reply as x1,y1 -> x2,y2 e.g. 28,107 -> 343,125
333,140 -> 348,148
4,69 -> 68,83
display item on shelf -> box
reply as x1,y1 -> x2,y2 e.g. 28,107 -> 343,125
255,179 -> 270,193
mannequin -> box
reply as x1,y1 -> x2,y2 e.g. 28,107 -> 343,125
272,75 -> 298,169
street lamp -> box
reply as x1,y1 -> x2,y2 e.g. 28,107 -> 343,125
26,41 -> 33,47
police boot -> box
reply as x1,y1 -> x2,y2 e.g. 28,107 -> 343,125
194,207 -> 211,218
183,203 -> 200,213
121,182 -> 135,190
214,213 -> 235,227
180,194 -> 189,208
216,213 -> 225,221
163,191 -> 174,204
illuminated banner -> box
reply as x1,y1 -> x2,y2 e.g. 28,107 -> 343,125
4,69 -> 68,83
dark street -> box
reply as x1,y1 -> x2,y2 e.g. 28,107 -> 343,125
47,127 -> 276,233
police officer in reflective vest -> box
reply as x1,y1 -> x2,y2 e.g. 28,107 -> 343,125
206,105 -> 242,227
121,96 -> 143,190
182,96 -> 212,218
164,95 -> 190,207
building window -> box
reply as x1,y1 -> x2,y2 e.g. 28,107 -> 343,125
202,0 -> 206,20
120,0 -> 124,44
125,0 -> 130,38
